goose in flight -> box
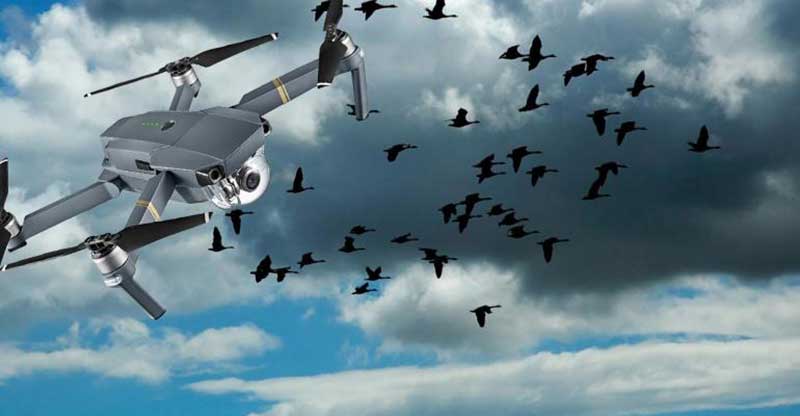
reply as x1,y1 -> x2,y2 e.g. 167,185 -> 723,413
587,108 -> 621,136
350,225 -> 376,235
297,252 -> 326,269
384,144 -> 418,162
339,236 -> 366,253
614,121 -> 647,146
471,305 -> 502,328
526,165 -> 559,188
486,204 -> 513,217
627,70 -> 654,97
287,167 -> 314,193
209,227 -> 234,252
522,35 -> 556,71
499,45 -> 528,60
439,203 -> 458,224
355,0 -> 397,20
519,84 -> 549,112
538,237 -> 570,263
688,125 -> 720,152
582,178 -> 610,200
225,209 -> 254,235
581,54 -> 614,75
449,108 -> 480,128
391,233 -> 419,244
352,282 -> 377,295
365,266 -> 391,281
506,146 -> 542,173
424,0 -> 457,19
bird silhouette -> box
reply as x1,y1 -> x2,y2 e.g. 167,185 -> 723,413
250,255 -> 273,283
225,209 -> 254,235
614,121 -> 647,146
473,154 -> 505,170
486,204 -> 514,217
365,266 -> 391,281
298,252 -> 326,269
627,70 -> 654,97
352,282 -> 377,295
563,63 -> 587,87
449,108 -> 480,128
287,167 -> 314,193
688,125 -> 720,152
350,225 -> 376,235
424,0 -> 457,19
439,203 -> 458,224
587,109 -> 621,136
595,162 -> 628,186
506,146 -> 542,173
419,248 -> 440,261
313,1 -> 350,21
347,104 -> 380,117
519,84 -> 549,112
526,165 -> 559,188
391,233 -> 419,244
498,212 -> 528,227
477,165 -> 507,184
581,54 -> 614,75
471,305 -> 501,328
507,225 -> 539,239
428,254 -> 457,278
209,227 -> 234,252
355,0 -> 397,20
384,144 -> 418,162
273,267 -> 298,283
457,193 -> 492,215
455,213 -> 482,234
339,236 -> 365,253
582,178 -> 611,200
538,237 -> 570,263
499,45 -> 528,60
522,35 -> 556,71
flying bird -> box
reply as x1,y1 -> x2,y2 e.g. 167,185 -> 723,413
352,282 -> 377,295
507,225 -> 539,239
498,212 -> 528,227
522,35 -> 556,71
457,193 -> 492,215
298,252 -> 326,269
526,165 -> 559,188
519,84 -> 549,112
355,0 -> 397,20
365,266 -> 391,281
614,121 -> 647,146
538,237 -> 570,263
287,167 -> 314,193
428,254 -> 457,279
582,178 -> 611,200
581,54 -> 614,75
439,203 -> 458,224
273,267 -> 298,283
473,154 -> 505,170
595,162 -> 628,186
350,225 -> 376,235
312,1 -> 350,21
424,0 -> 457,19
471,305 -> 501,328
347,104 -> 380,117
391,233 -> 419,244
587,108 -> 621,136
339,236 -> 365,253
209,227 -> 234,252
486,204 -> 514,217
455,213 -> 482,234
476,165 -> 506,184
506,146 -> 542,173
563,63 -> 587,87
688,125 -> 720,152
225,209 -> 254,235
627,70 -> 654,97
250,255 -> 273,283
449,108 -> 480,128
419,248 -> 440,261
499,45 -> 528,60
384,144 -> 418,162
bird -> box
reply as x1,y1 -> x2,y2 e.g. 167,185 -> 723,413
587,109 -> 621,136
419,248 -> 440,261
350,225 -> 376,235
526,165 -> 559,188
312,1 -> 350,21
347,104 -> 380,117
519,84 -> 549,112
209,227 -> 234,252
455,213 -> 482,234
581,54 -> 614,75
688,125 -> 720,152
449,108 -> 480,128
428,254 -> 457,278
486,204 -> 513,217
614,121 -> 647,146
595,162 -> 628,186
563,63 -> 587,87
424,0 -> 457,19
250,255 -> 273,283
287,167 -> 314,193
352,282 -> 377,295
298,252 -> 326,269
457,193 -> 492,215
507,225 -> 539,239
582,178 -> 611,200
499,45 -> 528,60
391,233 -> 419,244
339,236 -> 365,253
225,209 -> 254,235
538,237 -> 570,263
365,266 -> 391,281
627,70 -> 654,97
522,35 -> 556,71
439,203 -> 458,224
384,144 -> 418,162
470,305 -> 501,328
473,154 -> 505,171
477,165 -> 506,184
498,212 -> 528,227
273,267 -> 298,283
355,0 -> 397,20
506,146 -> 542,173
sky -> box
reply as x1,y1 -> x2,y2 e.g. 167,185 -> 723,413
0,0 -> 799,415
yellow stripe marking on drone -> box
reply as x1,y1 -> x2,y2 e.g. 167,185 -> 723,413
136,200 -> 161,222
272,78 -> 291,104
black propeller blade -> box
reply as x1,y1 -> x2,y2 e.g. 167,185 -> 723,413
2,241 -> 87,271
84,32 -> 278,97
0,158 -> 11,265
318,0 -> 347,88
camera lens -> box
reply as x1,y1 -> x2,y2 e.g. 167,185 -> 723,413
242,171 -> 261,191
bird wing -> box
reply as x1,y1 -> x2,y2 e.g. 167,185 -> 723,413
314,4 -> 326,21
363,6 -> 376,19
475,310 -> 486,327
593,115 -> 606,136
433,0 -> 446,14
635,70 -> 646,87
530,35 -> 542,54
527,84 -> 540,106
616,129 -> 626,146
543,242 -> 554,263
230,215 -> 242,235
698,125 -> 709,146
212,227 -> 223,247
433,260 -> 443,278
293,167 -> 304,189
455,108 -> 468,123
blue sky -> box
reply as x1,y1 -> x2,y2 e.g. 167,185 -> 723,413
1,1 -> 800,415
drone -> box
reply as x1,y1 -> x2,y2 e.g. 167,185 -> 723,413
0,1 -> 367,320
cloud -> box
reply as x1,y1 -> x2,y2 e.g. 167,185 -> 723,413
0,318 -> 279,384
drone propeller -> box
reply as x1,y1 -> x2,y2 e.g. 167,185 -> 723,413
2,212 -> 212,271
317,0 -> 347,88
0,158 -> 11,264
84,33 -> 279,97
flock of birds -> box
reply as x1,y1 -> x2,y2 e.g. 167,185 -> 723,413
206,0 -> 721,329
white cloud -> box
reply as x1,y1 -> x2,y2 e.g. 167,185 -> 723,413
188,336 -> 800,416
0,318 -> 279,384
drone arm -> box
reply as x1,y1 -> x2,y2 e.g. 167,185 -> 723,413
119,277 -> 166,320
8,179 -> 124,251
124,171 -> 176,266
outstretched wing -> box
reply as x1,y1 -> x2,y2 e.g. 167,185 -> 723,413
433,0 -> 446,14
293,167 -> 304,189
542,242 -> 554,263
213,226 -> 223,246
697,125 -> 709,146
635,70 -> 646,87
593,114 -> 606,136
530,35 -> 542,55
475,310 -> 486,327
